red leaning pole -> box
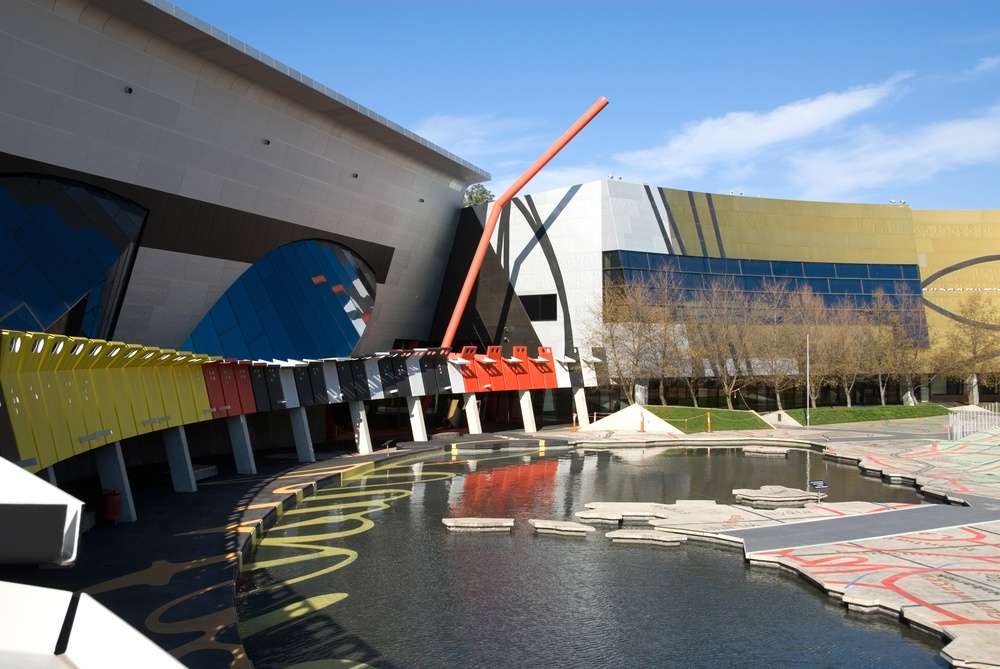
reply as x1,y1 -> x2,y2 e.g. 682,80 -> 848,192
440,96 -> 609,350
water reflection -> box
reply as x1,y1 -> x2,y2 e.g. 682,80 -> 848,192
237,448 -> 946,669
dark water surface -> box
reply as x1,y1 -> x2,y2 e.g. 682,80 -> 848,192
237,447 -> 947,669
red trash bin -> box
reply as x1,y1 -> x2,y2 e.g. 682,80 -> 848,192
103,488 -> 121,524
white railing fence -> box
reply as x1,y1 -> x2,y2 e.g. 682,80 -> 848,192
948,403 -> 1000,440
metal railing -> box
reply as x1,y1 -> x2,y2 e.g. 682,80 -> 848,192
948,403 -> 1000,440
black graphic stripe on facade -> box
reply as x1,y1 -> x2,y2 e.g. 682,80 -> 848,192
514,195 -> 576,353
658,188 -> 686,255
497,203 -> 511,272
705,193 -> 726,259
920,254 -> 1000,287
687,190 -> 709,256
644,184 -> 675,254
923,298 -> 1000,331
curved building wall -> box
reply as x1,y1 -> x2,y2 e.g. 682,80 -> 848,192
0,0 -> 488,354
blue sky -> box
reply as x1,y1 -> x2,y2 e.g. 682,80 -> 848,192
172,1 -> 1000,209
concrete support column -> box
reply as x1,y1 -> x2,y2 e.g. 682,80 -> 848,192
227,415 -> 257,475
518,390 -> 537,433
573,387 -> 590,428
463,392 -> 482,435
163,426 -> 197,493
350,401 -> 373,455
41,466 -> 57,486
407,396 -> 428,442
289,407 -> 316,463
634,382 -> 648,405
94,441 -> 137,523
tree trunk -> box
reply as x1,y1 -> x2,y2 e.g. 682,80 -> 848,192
842,379 -> 852,408
684,378 -> 700,408
658,377 -> 668,406
878,374 -> 887,406
774,389 -> 784,412
725,393 -> 734,410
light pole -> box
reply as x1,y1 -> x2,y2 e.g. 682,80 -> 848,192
806,333 -> 811,428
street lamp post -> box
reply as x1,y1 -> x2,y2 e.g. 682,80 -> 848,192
806,333 -> 811,428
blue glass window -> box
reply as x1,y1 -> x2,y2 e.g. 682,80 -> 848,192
770,261 -> 804,278
0,176 -> 145,336
869,264 -> 903,279
802,262 -> 837,278
739,259 -> 771,276
834,263 -> 869,279
182,239 -> 377,360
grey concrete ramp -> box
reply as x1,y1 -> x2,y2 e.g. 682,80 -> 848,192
728,495 -> 1000,553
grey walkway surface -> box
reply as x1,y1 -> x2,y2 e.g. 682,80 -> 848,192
727,494 -> 1000,553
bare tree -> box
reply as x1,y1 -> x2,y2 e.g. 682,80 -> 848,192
864,289 -> 897,406
788,287 -> 831,409
686,277 -> 755,410
947,291 -> 1000,404
825,301 -> 865,407
648,268 -> 688,405
749,280 -> 800,411
586,278 -> 659,405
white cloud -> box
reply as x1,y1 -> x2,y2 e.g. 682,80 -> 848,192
966,56 -> 1000,77
485,165 -> 612,198
612,74 -> 911,182
789,105 -> 1000,200
412,113 -> 542,160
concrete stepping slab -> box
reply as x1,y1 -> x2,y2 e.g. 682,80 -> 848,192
606,529 -> 687,546
743,446 -> 789,457
576,501 -> 673,523
733,485 -> 823,508
528,519 -> 596,536
442,517 -> 514,532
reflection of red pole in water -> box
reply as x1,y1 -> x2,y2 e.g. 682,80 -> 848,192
441,97 -> 609,349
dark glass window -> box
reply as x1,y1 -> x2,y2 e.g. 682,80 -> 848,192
603,251 -> 622,270
829,278 -> 863,294
678,256 -> 709,273
521,294 -> 558,321
869,264 -> 903,279
770,261 -> 804,278
708,257 -> 741,274
620,251 -> 649,270
834,263 -> 869,279
802,262 -> 837,278
739,259 -> 771,276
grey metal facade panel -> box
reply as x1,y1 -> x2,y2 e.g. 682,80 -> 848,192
418,354 -> 439,395
335,360 -> 358,402
293,366 -> 315,407
264,367 -> 287,411
307,362 -> 328,405
248,366 -> 271,409
391,357 -> 411,398
82,0 -> 488,183
377,358 -> 399,398
0,0 -> 485,352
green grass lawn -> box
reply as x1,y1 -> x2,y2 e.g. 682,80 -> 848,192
784,404 -> 950,426
642,405 -> 770,434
